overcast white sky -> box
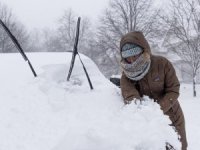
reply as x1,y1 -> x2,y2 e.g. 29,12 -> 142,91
0,0 -> 109,30
1,0 -> 166,31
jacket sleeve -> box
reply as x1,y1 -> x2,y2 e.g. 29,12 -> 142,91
120,72 -> 141,104
159,60 -> 180,113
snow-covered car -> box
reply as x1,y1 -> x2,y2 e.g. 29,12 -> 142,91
0,52 -> 182,150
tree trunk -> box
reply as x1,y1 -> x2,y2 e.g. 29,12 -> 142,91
193,74 -> 196,97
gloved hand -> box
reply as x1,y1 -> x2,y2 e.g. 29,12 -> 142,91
124,98 -> 142,105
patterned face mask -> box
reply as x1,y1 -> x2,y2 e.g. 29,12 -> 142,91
121,43 -> 143,58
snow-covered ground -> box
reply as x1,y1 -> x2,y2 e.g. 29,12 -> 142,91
0,53 -> 199,150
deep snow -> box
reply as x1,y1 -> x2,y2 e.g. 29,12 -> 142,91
0,52 -> 199,150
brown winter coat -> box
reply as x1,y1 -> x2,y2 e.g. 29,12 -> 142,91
120,31 -> 187,150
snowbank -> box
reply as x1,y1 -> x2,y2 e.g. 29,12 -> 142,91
0,53 -> 180,150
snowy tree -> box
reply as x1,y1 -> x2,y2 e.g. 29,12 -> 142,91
27,29 -> 44,52
57,9 -> 94,55
161,0 -> 200,97
42,28 -> 65,52
96,0 -> 161,77
0,2 -> 29,53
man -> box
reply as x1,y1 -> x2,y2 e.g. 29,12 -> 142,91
120,31 -> 187,150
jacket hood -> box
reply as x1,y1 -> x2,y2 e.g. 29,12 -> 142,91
120,31 -> 151,55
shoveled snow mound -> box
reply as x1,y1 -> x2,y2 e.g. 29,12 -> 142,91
0,53 -> 180,150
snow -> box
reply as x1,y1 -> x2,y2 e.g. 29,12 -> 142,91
179,85 -> 200,150
0,52 -> 199,150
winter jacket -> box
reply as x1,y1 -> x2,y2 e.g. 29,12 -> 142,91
120,31 -> 187,150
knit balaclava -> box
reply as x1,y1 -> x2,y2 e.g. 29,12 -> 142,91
120,31 -> 151,81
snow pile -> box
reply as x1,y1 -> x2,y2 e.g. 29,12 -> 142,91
53,97 -> 181,150
0,53 -> 180,150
